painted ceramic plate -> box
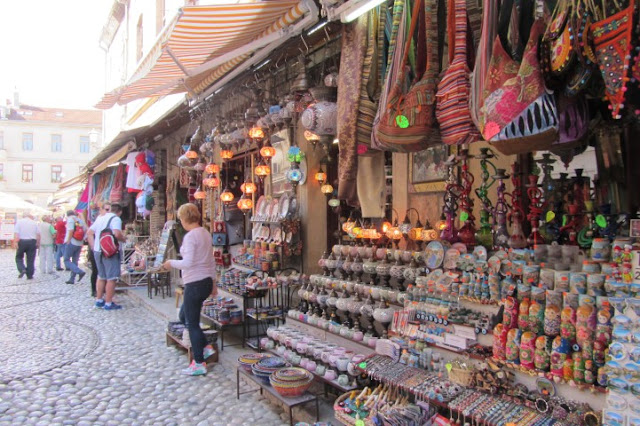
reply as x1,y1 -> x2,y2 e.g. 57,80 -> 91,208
535,377 -> 556,396
473,245 -> 488,261
259,226 -> 270,241
252,223 -> 261,241
495,250 -> 508,260
256,196 -> 266,220
425,241 -> 445,269
269,199 -> 280,222
278,194 -> 290,220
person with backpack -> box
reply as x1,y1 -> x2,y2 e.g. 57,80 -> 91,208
86,203 -> 126,310
63,210 -> 87,284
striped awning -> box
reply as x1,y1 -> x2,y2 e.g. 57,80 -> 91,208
96,1 -> 307,109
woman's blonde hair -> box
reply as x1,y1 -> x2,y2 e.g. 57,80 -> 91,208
177,203 -> 201,225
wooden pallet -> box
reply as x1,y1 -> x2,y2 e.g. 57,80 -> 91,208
165,332 -> 219,363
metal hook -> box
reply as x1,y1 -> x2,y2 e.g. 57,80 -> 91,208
323,26 -> 331,43
300,34 -> 309,53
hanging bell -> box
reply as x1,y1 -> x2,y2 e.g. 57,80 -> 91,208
291,70 -> 309,94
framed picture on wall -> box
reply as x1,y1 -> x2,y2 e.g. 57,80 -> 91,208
408,145 -> 450,193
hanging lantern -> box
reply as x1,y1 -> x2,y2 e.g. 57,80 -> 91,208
320,183 -> 333,195
287,146 -> 304,163
328,198 -> 340,208
248,126 -> 265,140
203,176 -> 220,188
315,166 -> 327,185
260,142 -> 276,159
409,220 -> 424,241
185,146 -> 199,159
421,222 -> 438,242
342,217 -> 356,233
205,163 -> 220,174
286,163 -> 303,186
237,195 -> 253,213
193,186 -> 207,200
399,214 -> 413,235
255,163 -> 271,178
435,214 -> 447,232
304,130 -> 320,143
220,188 -> 234,203
381,221 -> 392,234
220,149 -> 234,160
389,227 -> 403,241
241,181 -> 257,194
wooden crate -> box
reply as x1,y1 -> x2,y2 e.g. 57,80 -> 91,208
165,332 -> 219,363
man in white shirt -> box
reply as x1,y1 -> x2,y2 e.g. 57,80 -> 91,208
13,213 -> 40,279
87,203 -> 126,310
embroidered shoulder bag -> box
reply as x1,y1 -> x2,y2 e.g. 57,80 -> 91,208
480,0 -> 559,155
435,0 -> 480,145
372,0 -> 440,152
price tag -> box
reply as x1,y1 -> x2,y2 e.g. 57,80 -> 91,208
596,214 -> 607,228
546,211 -> 555,223
395,115 -> 409,128
446,362 -> 452,373
358,362 -> 367,369
460,212 -> 469,222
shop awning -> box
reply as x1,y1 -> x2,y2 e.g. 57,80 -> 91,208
95,0 -> 310,109
85,127 -> 148,174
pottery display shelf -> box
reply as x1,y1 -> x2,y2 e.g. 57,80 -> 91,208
285,316 -> 376,357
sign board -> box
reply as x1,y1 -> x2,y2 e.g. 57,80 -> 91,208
152,221 -> 176,268
0,213 -> 16,240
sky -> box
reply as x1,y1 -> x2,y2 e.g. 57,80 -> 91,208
0,0 -> 113,110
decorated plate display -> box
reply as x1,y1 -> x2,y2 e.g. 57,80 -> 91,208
269,199 -> 280,222
255,196 -> 266,220
425,241 -> 445,269
278,194 -> 290,220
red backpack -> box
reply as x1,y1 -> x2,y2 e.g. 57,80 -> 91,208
99,216 -> 119,258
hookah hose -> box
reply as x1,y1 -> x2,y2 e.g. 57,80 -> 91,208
460,169 -> 475,221
526,186 -> 545,225
577,226 -> 593,248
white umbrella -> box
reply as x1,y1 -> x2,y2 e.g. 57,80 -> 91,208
0,191 -> 50,215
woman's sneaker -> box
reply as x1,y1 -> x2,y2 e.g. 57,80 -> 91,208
182,361 -> 207,376
103,302 -> 122,310
203,345 -> 216,359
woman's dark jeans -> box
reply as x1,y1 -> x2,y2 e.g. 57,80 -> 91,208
178,277 -> 213,364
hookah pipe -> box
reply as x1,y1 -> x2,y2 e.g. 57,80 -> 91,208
526,173 -> 546,247
560,170 -> 587,245
506,162 -> 527,249
577,193 -> 597,248
537,153 -> 560,243
492,169 -> 511,249
474,148 -> 498,248
456,149 -> 477,247
440,156 -> 463,243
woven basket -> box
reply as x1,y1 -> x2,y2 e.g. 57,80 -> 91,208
448,367 -> 475,387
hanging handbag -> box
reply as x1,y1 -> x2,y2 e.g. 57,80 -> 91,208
469,0 -> 499,129
435,0 -> 480,145
372,0 -> 440,152
480,0 -> 559,155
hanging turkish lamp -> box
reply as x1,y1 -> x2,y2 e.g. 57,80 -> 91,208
285,162 -> 304,188
421,221 -> 438,242
241,181 -> 257,194
203,175 -> 220,188
220,147 -> 234,160
320,183 -> 334,196
342,216 -> 356,233
381,221 -> 392,234
260,140 -> 276,160
315,165 -> 327,185
177,153 -> 196,169
255,162 -> 271,179
304,130 -> 320,147
205,163 -> 220,174
249,126 -> 265,140
328,198 -> 340,208
237,194 -> 253,213
435,213 -> 448,233
193,186 -> 207,200
220,187 -> 234,203
287,146 -> 304,163
399,213 -> 413,235
185,145 -> 199,160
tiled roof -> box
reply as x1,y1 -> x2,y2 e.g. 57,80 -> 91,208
6,105 -> 101,126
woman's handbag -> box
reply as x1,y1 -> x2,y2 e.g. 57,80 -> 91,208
435,0 -> 480,145
372,0 -> 440,152
480,0 -> 559,155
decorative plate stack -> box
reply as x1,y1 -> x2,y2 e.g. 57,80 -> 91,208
269,367 -> 314,398
251,356 -> 289,385
238,353 -> 272,372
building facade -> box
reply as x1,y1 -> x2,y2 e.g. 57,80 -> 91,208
0,100 -> 102,208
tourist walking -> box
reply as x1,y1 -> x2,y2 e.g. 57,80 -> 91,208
87,203 -> 125,310
87,202 -> 110,297
162,203 -> 217,376
38,216 -> 56,275
13,213 -> 40,279
54,216 -> 66,271
63,211 -> 87,284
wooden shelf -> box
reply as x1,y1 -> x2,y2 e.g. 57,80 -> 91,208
246,312 -> 285,321
286,316 -> 375,354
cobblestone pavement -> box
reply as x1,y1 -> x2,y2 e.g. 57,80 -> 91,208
0,250 -> 288,425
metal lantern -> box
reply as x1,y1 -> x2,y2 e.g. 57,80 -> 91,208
205,163 -> 220,174
185,147 -> 199,159
249,126 -> 265,140
237,195 -> 253,213
315,166 -> 327,185
241,181 -> 257,194
255,163 -> 271,178
220,149 -> 234,160
193,186 -> 207,200
320,183 -> 333,195
220,188 -> 234,203
260,142 -> 276,159
203,176 -> 220,188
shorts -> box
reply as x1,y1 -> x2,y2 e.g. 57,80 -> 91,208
94,250 -> 121,281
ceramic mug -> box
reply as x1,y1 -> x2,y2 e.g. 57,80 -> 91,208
336,357 -> 350,371
306,360 -> 317,372
337,374 -> 349,386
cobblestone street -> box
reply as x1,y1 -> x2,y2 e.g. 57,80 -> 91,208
0,250 -> 290,425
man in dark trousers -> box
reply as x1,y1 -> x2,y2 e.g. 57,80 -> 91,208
13,212 -> 40,279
